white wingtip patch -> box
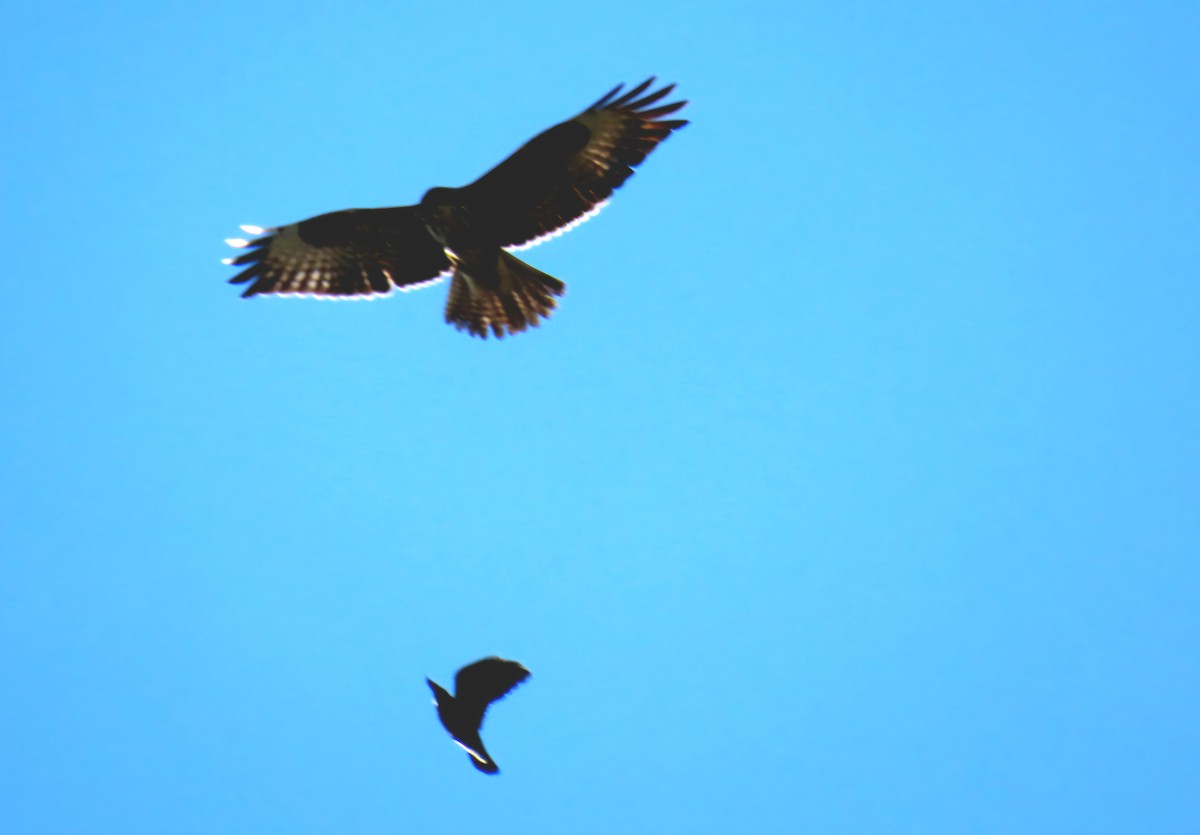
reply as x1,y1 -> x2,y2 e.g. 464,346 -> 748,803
225,238 -> 251,248
239,224 -> 266,235
221,257 -> 235,265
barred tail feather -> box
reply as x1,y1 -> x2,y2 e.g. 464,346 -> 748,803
444,252 -> 566,339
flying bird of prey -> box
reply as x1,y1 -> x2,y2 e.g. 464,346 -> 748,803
225,79 -> 688,338
427,657 -> 530,774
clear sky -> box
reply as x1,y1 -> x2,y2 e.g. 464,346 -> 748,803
2,1 -> 1198,832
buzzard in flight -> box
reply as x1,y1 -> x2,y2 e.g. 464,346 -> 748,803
225,79 -> 687,338
427,657 -> 530,774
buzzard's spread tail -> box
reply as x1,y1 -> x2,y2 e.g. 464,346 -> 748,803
444,251 -> 566,339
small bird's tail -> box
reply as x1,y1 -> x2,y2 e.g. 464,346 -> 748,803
467,747 -> 500,774
444,251 -> 566,339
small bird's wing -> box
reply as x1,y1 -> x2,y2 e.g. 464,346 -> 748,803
459,79 -> 688,250
454,657 -> 531,729
226,206 -> 451,298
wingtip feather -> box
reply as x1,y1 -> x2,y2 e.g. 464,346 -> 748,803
609,77 -> 655,108
588,82 -> 625,111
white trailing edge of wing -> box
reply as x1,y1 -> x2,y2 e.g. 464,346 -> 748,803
509,199 -> 610,252
249,270 -> 452,301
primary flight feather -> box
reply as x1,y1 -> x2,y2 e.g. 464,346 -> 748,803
225,79 -> 688,338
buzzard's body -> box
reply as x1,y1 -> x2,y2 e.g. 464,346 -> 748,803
427,657 -> 530,774
226,79 -> 688,337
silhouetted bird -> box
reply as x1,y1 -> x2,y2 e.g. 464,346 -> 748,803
427,657 -> 530,774
225,79 -> 687,338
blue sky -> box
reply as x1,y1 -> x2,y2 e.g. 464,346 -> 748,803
2,1 -> 1198,832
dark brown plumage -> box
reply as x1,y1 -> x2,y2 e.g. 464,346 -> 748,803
225,79 -> 688,338
427,657 -> 530,774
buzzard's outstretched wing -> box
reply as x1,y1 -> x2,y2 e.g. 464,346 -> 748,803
461,78 -> 688,250
454,657 -> 531,729
226,207 -> 451,298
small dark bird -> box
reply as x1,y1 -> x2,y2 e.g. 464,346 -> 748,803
225,79 -> 687,338
427,657 -> 530,774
